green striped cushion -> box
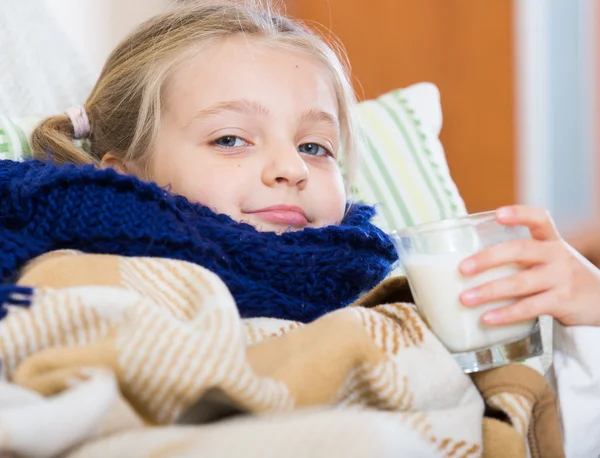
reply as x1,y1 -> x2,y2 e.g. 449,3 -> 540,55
0,82 -> 465,234
352,83 -> 466,232
0,115 -> 35,161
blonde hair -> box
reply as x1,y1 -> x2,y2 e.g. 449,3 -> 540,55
30,0 -> 359,185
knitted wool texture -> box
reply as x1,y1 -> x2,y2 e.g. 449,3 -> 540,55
0,160 -> 398,322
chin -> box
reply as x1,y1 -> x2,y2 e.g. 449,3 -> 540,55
236,216 -> 311,233
254,222 -> 309,233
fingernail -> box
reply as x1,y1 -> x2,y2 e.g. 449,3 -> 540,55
497,207 -> 513,219
461,290 -> 478,305
482,311 -> 499,325
460,259 -> 477,274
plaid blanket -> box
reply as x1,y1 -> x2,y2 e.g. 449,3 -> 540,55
0,251 -> 563,457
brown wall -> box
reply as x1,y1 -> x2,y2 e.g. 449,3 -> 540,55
288,0 -> 516,213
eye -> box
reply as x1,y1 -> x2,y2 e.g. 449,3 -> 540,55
211,135 -> 250,149
298,142 -> 332,157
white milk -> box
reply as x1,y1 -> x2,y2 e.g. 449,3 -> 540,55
403,252 -> 535,353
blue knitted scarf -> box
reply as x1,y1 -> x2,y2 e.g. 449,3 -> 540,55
0,160 -> 398,323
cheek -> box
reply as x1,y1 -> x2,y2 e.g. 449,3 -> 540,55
315,168 -> 346,225
177,170 -> 240,212
151,152 -> 238,211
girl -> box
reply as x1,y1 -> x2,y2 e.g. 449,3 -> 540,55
1,0 -> 599,456
2,0 -> 397,323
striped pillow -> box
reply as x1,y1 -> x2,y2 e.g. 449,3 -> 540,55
0,115 -> 35,161
0,82 -> 466,233
352,83 -> 466,232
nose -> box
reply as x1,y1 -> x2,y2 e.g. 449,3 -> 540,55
261,144 -> 309,190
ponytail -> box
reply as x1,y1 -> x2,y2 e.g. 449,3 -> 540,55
30,110 -> 99,165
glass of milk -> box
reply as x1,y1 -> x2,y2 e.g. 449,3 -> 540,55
391,211 -> 543,373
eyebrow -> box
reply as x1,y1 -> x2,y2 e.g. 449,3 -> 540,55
300,108 -> 340,129
190,99 -> 339,129
192,99 -> 268,120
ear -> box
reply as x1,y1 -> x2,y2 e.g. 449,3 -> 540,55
101,152 -> 129,174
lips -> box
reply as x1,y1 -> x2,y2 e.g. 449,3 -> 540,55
244,205 -> 310,227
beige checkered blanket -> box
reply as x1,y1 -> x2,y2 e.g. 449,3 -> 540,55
0,251 -> 563,457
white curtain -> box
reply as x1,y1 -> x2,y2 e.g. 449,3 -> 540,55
0,0 -> 93,116
0,0 -> 170,117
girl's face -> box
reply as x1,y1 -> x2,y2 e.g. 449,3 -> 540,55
150,36 -> 345,232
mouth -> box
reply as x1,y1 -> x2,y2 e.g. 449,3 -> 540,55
243,205 -> 310,227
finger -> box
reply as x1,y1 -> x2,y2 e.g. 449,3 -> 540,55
460,239 -> 553,276
496,205 -> 559,241
460,265 -> 555,307
480,290 -> 554,325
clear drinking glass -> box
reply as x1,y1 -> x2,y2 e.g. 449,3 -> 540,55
390,211 -> 543,373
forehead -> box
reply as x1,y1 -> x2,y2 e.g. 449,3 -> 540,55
163,36 -> 339,121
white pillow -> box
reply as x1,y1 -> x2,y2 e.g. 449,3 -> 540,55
352,82 -> 467,232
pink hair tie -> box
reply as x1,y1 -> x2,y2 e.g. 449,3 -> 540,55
65,105 -> 91,140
